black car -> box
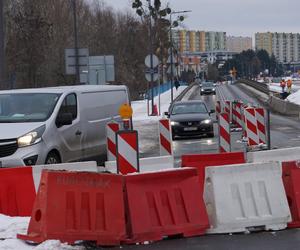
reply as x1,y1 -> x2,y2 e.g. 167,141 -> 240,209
200,81 -> 216,95
166,100 -> 214,140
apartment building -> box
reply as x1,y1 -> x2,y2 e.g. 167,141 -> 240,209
226,36 -> 252,53
172,30 -> 226,53
255,32 -> 300,63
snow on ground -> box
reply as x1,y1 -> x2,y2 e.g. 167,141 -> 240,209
286,90 -> 300,105
132,86 -> 187,122
268,82 -> 300,105
0,214 -> 84,250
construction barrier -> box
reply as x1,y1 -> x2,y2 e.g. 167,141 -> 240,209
232,102 -> 243,129
247,147 -> 300,163
18,171 -> 127,246
219,112 -> 231,152
0,167 -> 36,216
106,122 -> 120,161
244,107 -> 259,146
158,118 -> 173,156
181,152 -> 245,186
204,162 -> 291,234
116,130 -> 139,174
255,108 -> 267,145
224,100 -> 231,116
282,160 -> 300,228
0,162 -> 98,217
215,101 -> 221,119
124,168 -> 209,243
105,155 -> 174,173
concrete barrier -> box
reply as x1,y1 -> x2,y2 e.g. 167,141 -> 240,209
247,147 -> 300,163
269,95 -> 300,116
105,155 -> 174,173
204,162 -> 291,234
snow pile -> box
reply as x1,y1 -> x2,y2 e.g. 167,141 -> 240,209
0,214 -> 84,250
286,90 -> 300,105
132,86 -> 187,121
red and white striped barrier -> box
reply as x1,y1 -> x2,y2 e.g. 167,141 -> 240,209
244,107 -> 259,146
158,119 -> 173,156
216,101 -> 221,119
219,113 -> 231,152
232,102 -> 243,129
116,130 -> 140,174
106,122 -> 120,161
224,100 -> 231,116
255,108 -> 267,144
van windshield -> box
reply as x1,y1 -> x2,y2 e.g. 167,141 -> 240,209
0,93 -> 61,123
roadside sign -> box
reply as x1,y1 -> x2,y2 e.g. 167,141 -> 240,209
119,104 -> 133,119
167,65 -> 177,74
145,54 -> 159,68
65,48 -> 89,75
145,72 -> 159,82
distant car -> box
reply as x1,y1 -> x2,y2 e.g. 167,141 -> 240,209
166,100 -> 214,139
200,81 -> 216,95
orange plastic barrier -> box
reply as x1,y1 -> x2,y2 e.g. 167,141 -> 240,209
0,167 -> 36,216
124,168 -> 209,243
18,171 -> 126,246
282,161 -> 300,228
181,152 -> 246,186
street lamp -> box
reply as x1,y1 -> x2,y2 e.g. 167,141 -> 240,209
169,10 -> 191,102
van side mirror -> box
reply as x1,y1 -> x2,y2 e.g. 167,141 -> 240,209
164,111 -> 170,117
209,110 -> 215,114
56,113 -> 73,127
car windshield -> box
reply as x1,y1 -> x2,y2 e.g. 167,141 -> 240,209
171,103 -> 207,115
0,93 -> 61,123
202,82 -> 214,87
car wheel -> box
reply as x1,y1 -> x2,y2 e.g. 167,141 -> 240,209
45,151 -> 61,165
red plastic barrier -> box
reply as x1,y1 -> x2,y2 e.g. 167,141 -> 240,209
18,171 -> 126,246
0,167 -> 36,216
181,152 -> 246,186
124,168 -> 209,243
282,161 -> 300,228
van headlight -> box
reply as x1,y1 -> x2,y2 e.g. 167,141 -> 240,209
170,121 -> 179,126
17,125 -> 46,147
201,119 -> 212,124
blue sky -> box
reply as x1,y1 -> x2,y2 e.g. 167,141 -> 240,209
101,0 -> 300,37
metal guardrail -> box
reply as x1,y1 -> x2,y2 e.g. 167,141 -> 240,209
237,79 -> 270,95
173,82 -> 198,103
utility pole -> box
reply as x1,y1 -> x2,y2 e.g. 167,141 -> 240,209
0,0 -> 4,88
148,0 -> 155,115
72,0 -> 80,84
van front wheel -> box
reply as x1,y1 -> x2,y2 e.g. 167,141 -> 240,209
45,152 -> 61,165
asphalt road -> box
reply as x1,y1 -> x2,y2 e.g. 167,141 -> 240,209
122,83 -> 300,250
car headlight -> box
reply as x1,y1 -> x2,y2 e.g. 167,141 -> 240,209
201,119 -> 212,124
170,121 -> 179,126
17,125 -> 46,147
212,88 -> 215,91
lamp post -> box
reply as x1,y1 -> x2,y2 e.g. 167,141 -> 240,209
0,0 -> 4,87
72,0 -> 80,84
169,10 -> 191,102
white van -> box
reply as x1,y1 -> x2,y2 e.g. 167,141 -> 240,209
0,85 -> 129,167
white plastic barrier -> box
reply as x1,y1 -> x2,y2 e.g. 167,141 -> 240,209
32,161 -> 98,191
204,162 -> 291,234
105,155 -> 174,173
247,146 -> 300,163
